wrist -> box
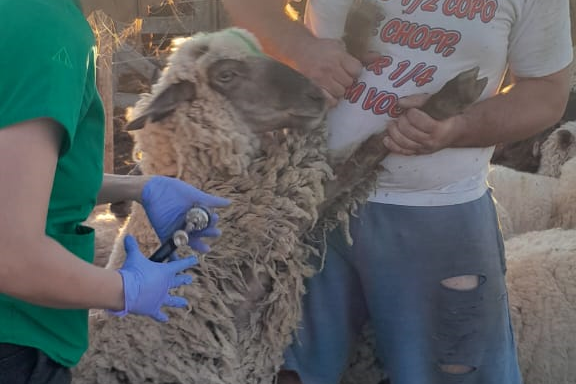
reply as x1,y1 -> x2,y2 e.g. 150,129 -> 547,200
99,269 -> 126,312
134,175 -> 154,205
447,113 -> 469,147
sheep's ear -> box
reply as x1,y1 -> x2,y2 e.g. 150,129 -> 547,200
532,141 -> 541,157
556,129 -> 574,150
125,81 -> 197,131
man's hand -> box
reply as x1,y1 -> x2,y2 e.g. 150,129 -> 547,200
383,94 -> 466,156
291,37 -> 364,107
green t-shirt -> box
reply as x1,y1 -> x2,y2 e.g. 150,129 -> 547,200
0,0 -> 104,367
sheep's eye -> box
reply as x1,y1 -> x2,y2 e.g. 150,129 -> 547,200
216,70 -> 235,83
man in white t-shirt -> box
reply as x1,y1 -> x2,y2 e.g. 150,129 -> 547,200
221,0 -> 572,383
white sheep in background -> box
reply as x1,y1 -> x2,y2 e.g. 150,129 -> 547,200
491,120 -> 576,177
488,153 -> 576,239
550,156 -> 576,229
538,120 -> 576,177
505,228 -> 576,384
72,28 -> 331,384
488,165 -> 559,239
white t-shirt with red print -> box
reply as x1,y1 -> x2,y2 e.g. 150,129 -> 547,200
304,0 -> 573,206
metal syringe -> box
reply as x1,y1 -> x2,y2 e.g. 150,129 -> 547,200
149,205 -> 211,263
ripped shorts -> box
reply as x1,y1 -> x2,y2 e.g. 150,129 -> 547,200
283,190 -> 523,384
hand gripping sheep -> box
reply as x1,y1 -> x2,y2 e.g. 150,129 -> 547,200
72,3 -> 487,384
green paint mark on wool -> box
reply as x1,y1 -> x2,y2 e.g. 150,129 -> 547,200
227,29 -> 263,56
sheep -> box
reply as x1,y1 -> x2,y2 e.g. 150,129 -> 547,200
490,126 -> 555,173
486,121 -> 576,239
487,164 -> 559,239
83,206 -> 123,268
505,228 -> 576,384
491,119 -> 576,176
491,45 -> 576,175
73,5 -> 489,382
73,27 -> 332,384
487,152 -> 576,239
550,156 -> 576,229
342,227 -> 576,384
538,120 -> 576,177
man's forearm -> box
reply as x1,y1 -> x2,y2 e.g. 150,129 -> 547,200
221,0 -> 314,66
454,68 -> 570,147
97,173 -> 151,205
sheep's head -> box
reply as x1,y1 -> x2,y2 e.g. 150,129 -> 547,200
539,121 -> 576,177
126,28 -> 328,133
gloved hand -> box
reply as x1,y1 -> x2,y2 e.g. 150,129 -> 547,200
141,176 -> 230,253
111,235 -> 198,322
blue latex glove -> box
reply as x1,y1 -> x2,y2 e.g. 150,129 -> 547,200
141,176 -> 230,253
111,235 -> 198,322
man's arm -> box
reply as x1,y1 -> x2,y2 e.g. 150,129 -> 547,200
221,0 -> 363,105
384,66 -> 571,155
220,0 -> 312,66
456,67 -> 570,146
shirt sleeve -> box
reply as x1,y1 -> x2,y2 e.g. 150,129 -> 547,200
508,0 -> 573,78
0,2 -> 90,155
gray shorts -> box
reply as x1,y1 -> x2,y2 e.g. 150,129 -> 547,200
284,190 -> 522,384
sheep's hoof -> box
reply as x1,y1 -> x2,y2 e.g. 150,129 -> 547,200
421,67 -> 488,120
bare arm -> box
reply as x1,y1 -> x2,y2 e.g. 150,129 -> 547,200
0,118 -> 124,311
221,0 -> 362,105
454,67 -> 570,146
221,0 -> 311,66
97,173 -> 152,205
384,66 -> 571,155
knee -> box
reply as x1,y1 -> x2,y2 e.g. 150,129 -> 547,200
440,275 -> 482,291
439,364 -> 476,374
436,274 -> 485,377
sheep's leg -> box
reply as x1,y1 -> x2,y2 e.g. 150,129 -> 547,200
319,67 -> 488,214
342,0 -> 384,61
420,66 -> 488,120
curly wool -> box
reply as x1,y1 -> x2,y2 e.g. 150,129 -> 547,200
72,29 -> 334,384
488,164 -> 559,239
538,121 -> 576,178
487,154 -> 576,240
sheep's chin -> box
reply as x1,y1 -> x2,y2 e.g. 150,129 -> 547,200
284,113 -> 326,131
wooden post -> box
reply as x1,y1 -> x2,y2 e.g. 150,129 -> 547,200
91,11 -> 117,175
97,54 -> 115,174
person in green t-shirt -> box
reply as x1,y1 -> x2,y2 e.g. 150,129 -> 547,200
0,1 -> 230,383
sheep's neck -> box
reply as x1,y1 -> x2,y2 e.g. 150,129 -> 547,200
173,112 -> 260,186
